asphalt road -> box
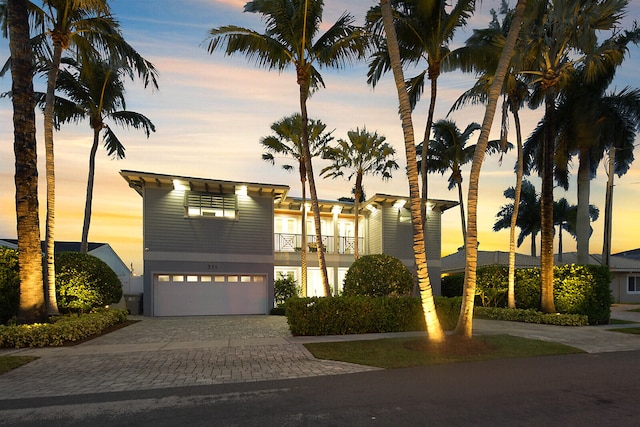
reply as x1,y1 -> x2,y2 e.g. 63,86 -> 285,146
1,350 -> 638,426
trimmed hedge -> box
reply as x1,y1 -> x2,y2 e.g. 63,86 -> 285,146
0,308 -> 128,348
443,264 -> 612,324
342,254 -> 413,297
285,296 -> 461,336
474,306 -> 588,326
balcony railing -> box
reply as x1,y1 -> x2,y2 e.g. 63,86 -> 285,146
275,233 -> 364,255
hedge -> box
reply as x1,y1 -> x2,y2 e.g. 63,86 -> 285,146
0,308 -> 128,348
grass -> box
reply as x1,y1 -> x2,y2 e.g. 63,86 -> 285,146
0,356 -> 38,375
628,308 -> 640,313
608,318 -> 638,324
304,334 -> 583,368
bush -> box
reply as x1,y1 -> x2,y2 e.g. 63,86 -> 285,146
514,268 -> 541,310
474,306 -> 588,326
476,265 -> 509,307
441,273 -> 464,297
343,254 -> 413,297
285,296 -> 461,336
0,247 -> 20,325
55,252 -> 122,313
0,308 -> 128,348
554,264 -> 613,325
274,272 -> 299,307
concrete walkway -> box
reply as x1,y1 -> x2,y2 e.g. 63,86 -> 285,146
0,305 -> 639,401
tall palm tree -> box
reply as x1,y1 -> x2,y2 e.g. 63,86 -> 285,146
600,89 -> 640,265
321,127 -> 398,259
261,113 -> 333,296
379,0 -> 444,343
205,0 -> 368,297
520,0 -> 629,313
366,0 -> 475,229
7,0 -> 47,324
447,0 -> 531,308
494,179 -> 541,257
553,197 -> 599,262
426,119 -> 508,245
455,0 -> 528,337
47,57 -> 156,254
24,0 -> 158,315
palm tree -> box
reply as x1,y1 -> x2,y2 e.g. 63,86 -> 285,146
23,0 -> 158,315
321,127 -> 398,259
205,0 -> 368,297
520,0 -> 629,313
455,0 -> 528,336
366,0 -> 475,229
48,57 -> 156,254
379,0 -> 444,343
553,198 -> 599,262
261,113 -> 333,296
494,179 -> 541,257
447,0 -> 531,308
7,0 -> 47,324
426,119 -> 508,245
601,90 -> 640,265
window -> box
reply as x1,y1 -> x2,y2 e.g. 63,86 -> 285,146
185,191 -> 237,219
628,276 -> 640,293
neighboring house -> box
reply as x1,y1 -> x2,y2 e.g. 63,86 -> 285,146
121,170 -> 457,317
441,249 -> 640,304
0,239 -> 139,295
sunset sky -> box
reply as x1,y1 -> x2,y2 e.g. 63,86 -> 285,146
1,0 -> 639,274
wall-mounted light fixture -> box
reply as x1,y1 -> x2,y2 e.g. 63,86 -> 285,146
235,185 -> 248,196
172,180 -> 190,191
393,199 -> 407,210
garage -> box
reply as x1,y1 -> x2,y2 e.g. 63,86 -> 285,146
153,273 -> 268,316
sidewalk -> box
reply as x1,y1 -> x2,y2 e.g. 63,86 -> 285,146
0,305 -> 638,400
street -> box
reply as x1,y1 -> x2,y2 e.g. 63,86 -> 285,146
1,350 -> 638,426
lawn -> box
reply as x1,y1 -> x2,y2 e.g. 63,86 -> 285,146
0,356 -> 38,375
609,328 -> 640,335
304,334 -> 583,368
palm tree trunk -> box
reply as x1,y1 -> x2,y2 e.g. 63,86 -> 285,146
298,71 -> 331,297
9,0 -> 47,324
540,92 -> 556,314
456,0 -> 528,337
420,72 -> 438,235
508,105 -> 523,309
558,225 -> 563,262
602,148 -> 614,267
576,145 -> 591,264
380,0 -> 444,343
300,177 -> 308,296
456,179 -> 467,244
531,233 -> 536,256
81,131 -> 101,253
354,172 -> 363,259
43,40 -> 63,316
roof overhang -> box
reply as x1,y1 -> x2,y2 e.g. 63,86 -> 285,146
120,170 -> 289,200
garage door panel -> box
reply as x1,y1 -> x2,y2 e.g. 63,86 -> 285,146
154,274 -> 268,316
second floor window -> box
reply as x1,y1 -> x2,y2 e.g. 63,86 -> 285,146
185,191 -> 237,219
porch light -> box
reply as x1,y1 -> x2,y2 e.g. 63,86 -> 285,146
172,180 -> 190,192
235,185 -> 248,196
331,205 -> 342,215
366,204 -> 377,213
393,199 -> 407,210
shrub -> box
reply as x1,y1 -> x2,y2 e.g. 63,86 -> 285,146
554,264 -> 613,325
285,296 -> 461,336
514,268 -> 541,310
474,306 -> 588,326
0,308 -> 128,348
441,273 -> 464,297
476,265 -> 508,307
342,254 -> 413,297
274,272 -> 299,307
55,252 -> 122,313
0,247 -> 20,325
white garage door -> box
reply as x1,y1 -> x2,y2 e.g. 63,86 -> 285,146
153,273 -> 268,316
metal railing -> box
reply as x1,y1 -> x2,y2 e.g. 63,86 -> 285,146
274,233 -> 364,255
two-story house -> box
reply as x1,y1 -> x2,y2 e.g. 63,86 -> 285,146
121,170 -> 456,316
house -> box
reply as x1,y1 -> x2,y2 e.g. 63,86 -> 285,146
121,170 -> 457,317
0,239 -> 138,294
441,249 -> 640,303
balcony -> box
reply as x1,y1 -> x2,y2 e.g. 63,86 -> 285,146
274,233 -> 364,255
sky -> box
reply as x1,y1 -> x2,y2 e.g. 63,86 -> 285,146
1,0 -> 639,275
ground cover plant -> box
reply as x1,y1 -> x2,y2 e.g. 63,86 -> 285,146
304,335 -> 583,368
